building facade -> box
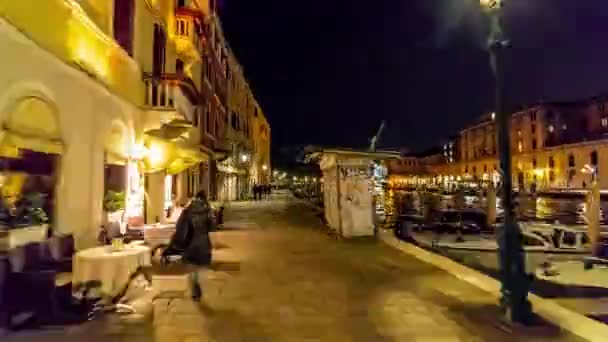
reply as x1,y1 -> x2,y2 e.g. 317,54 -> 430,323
391,96 -> 608,191
0,0 -> 270,248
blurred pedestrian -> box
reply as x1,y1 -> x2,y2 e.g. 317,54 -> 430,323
163,190 -> 213,301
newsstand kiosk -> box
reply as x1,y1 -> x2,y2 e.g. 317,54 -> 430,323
315,149 -> 400,238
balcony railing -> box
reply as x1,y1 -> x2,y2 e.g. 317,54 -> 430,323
143,73 -> 199,109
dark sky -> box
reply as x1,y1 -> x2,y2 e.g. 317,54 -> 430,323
221,0 -> 608,155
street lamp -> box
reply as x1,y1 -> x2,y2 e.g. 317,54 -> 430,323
479,0 -> 531,323
241,154 -> 249,163
262,164 -> 268,171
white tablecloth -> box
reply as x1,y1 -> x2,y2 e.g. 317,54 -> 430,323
72,244 -> 151,298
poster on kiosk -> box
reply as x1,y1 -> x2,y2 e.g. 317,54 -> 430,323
317,149 -> 399,238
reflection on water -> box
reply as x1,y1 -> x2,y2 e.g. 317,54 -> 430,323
386,190 -> 607,225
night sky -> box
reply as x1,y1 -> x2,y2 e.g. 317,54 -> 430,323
221,0 -> 608,157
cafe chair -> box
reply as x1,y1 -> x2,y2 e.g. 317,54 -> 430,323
4,242 -> 85,328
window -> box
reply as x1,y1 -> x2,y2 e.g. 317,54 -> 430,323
532,139 -> 537,150
483,165 -> 487,172
177,0 -> 186,7
548,125 -> 554,133
465,166 -> 469,173
602,117 -> 608,128
518,140 -> 523,152
568,154 -> 575,168
549,171 -> 555,182
591,150 -> 598,166
205,105 -> 212,134
231,112 -> 238,129
531,124 -> 536,134
530,111 -> 537,121
473,166 -> 477,174
152,24 -> 167,76
549,156 -> 555,168
176,59 -> 184,74
193,107 -> 199,127
113,0 -> 135,56
532,158 -> 537,168
562,123 -> 568,130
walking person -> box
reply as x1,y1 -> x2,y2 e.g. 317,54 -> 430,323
253,184 -> 259,200
163,190 -> 213,301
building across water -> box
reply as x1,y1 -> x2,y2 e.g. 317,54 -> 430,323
390,96 -> 608,192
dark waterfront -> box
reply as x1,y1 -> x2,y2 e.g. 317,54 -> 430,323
385,189 -> 607,225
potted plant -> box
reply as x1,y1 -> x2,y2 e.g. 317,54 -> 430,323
103,190 -> 125,226
103,190 -> 126,213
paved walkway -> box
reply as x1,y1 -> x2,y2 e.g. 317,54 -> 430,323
5,195 -> 586,341
158,196 -> 583,341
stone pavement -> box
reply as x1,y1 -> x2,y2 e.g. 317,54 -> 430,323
5,195 -> 587,341
156,196 -> 584,342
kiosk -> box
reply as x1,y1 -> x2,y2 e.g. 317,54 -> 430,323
313,149 -> 400,238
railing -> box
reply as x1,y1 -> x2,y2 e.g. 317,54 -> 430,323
143,73 -> 199,109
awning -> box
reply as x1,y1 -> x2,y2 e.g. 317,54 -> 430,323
105,151 -> 128,166
140,134 -> 208,174
0,96 -> 64,155
0,130 -> 63,155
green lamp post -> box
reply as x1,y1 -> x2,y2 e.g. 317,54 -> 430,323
480,0 -> 532,323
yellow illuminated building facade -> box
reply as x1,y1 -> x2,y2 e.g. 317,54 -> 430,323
392,98 -> 608,192
0,0 -> 268,248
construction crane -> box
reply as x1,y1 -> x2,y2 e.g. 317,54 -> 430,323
369,120 -> 386,152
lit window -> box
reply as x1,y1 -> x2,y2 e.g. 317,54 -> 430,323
491,112 -> 496,120
602,117 -> 608,128
517,129 -> 522,137
548,125 -> 554,133
518,140 -> 523,152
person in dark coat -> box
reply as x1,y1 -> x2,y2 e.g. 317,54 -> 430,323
253,184 -> 259,200
164,190 -> 213,301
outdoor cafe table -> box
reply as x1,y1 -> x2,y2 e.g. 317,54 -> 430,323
72,243 -> 151,298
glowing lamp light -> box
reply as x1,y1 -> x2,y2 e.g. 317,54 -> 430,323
241,154 -> 249,162
581,164 -> 596,174
262,164 -> 268,171
480,0 -> 502,11
533,168 -> 544,177
128,144 -> 148,160
147,144 -> 165,166
293,176 -> 298,181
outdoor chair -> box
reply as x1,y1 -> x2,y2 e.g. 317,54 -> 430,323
4,241 -> 86,329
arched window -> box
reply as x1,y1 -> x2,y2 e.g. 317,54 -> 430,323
591,150 -> 598,166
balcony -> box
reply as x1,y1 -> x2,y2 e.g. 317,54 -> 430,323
173,15 -> 204,61
144,73 -> 199,109
0,0 -> 142,104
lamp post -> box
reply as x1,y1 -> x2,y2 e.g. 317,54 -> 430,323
480,0 -> 531,323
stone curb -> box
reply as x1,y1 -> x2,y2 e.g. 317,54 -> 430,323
379,230 -> 608,342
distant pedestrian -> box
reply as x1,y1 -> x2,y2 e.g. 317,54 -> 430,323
253,184 -> 260,200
